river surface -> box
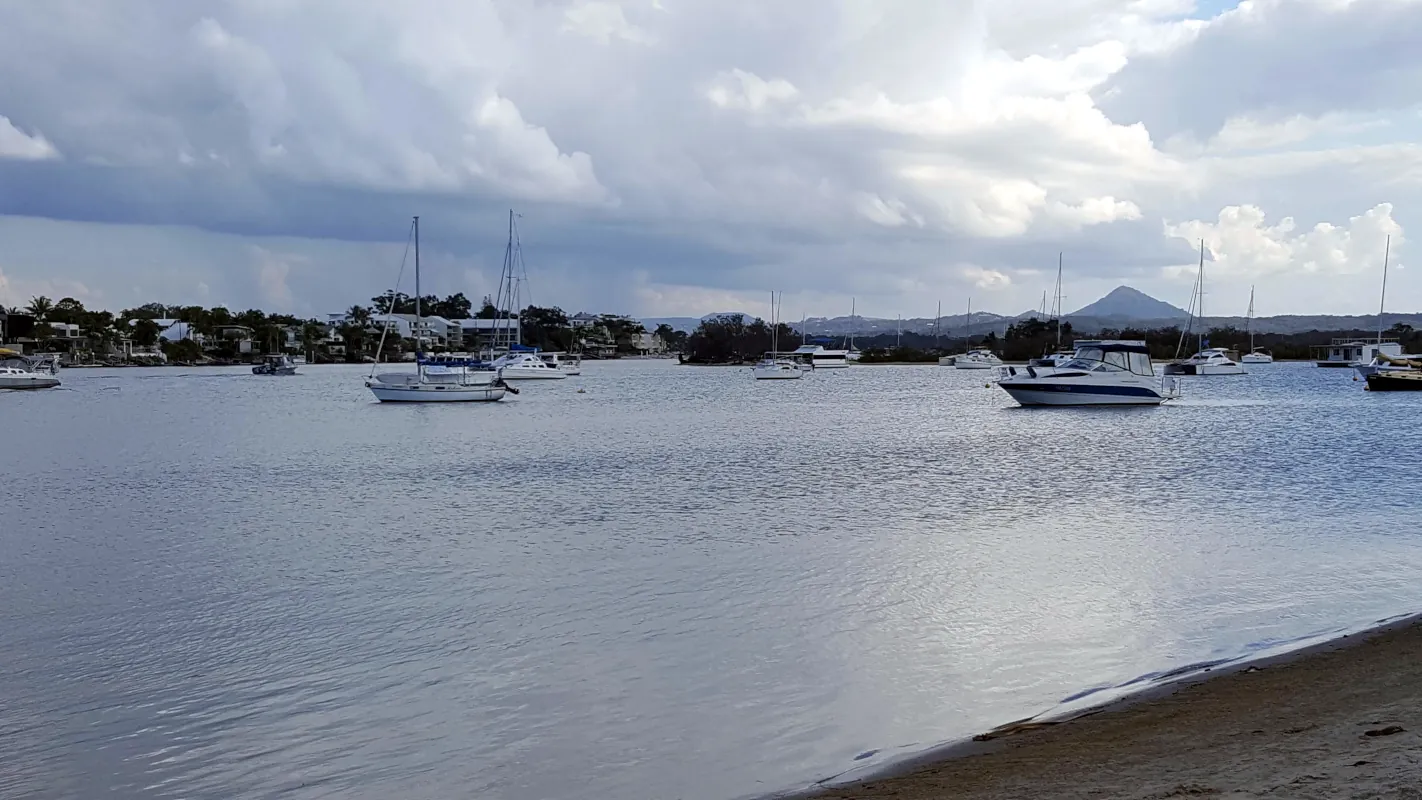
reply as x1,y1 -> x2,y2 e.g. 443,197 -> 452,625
4,360 -> 1421,800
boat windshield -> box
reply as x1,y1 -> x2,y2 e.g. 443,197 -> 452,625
1063,347 -> 1154,375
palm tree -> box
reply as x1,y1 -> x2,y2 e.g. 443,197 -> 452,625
347,305 -> 372,326
26,296 -> 53,321
301,321 -> 326,361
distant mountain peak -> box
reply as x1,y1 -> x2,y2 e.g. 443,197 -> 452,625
1070,286 -> 1188,320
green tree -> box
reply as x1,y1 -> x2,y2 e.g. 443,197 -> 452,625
131,318 -> 161,347
26,296 -> 54,321
301,322 -> 326,359
654,323 -> 688,352
163,337 -> 204,363
50,297 -> 87,325
347,305 -> 372,326
338,323 -> 366,362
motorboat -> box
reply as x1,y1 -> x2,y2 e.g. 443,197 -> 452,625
954,349 -> 1002,370
539,351 -> 581,376
252,354 -> 298,375
491,351 -> 568,380
1311,338 -> 1402,368
752,354 -> 804,380
0,363 -> 61,390
995,340 -> 1179,406
937,355 -> 955,366
791,344 -> 850,369
1028,350 -> 1075,368
1240,349 -> 1274,364
26,353 -> 61,375
365,217 -> 511,403
1164,348 -> 1246,376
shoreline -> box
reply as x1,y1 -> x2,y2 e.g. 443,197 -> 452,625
797,611 -> 1422,799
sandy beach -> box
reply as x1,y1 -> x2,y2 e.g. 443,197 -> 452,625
814,617 -> 1422,800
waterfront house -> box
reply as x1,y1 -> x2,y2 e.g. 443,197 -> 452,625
569,311 -> 598,329
456,317 -> 521,352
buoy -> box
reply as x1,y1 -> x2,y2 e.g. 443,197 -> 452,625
577,388 -> 586,394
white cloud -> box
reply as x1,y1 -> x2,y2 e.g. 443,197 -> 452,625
705,69 -> 798,112
252,246 -> 300,312
0,115 -> 60,161
0,266 -> 99,308
962,266 -> 1013,290
1,0 -> 1421,318
1164,202 -> 1403,279
561,1 -> 654,44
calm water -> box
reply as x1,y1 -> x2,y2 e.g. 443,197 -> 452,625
4,360 -> 1421,800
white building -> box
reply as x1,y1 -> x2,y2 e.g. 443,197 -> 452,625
368,314 -> 413,339
456,317 -> 521,352
569,312 -> 598,329
630,332 -> 664,355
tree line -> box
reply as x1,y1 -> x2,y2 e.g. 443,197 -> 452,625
4,294 -> 677,362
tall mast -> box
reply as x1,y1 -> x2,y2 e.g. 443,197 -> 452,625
850,298 -> 856,350
413,215 -> 421,357
1378,234 -> 1391,343
770,291 -> 776,354
966,297 -> 972,348
896,314 -> 901,348
1247,285 -> 1255,352
1197,240 -> 1205,353
1055,252 -> 1064,350
935,300 -> 942,349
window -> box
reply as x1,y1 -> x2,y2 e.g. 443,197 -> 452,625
1128,352 -> 1153,374
1104,351 -> 1129,370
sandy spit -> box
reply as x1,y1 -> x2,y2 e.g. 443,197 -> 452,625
811,617 -> 1422,799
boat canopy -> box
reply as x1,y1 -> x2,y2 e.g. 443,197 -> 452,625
1086,341 -> 1150,354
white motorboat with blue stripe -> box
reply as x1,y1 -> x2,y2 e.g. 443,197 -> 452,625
994,340 -> 1180,406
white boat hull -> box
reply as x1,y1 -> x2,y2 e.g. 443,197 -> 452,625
753,367 -> 803,380
998,384 -> 1168,406
0,374 -> 61,390
500,367 -> 567,380
367,382 -> 506,402
954,361 -> 993,370
1164,363 -> 1246,375
1239,355 -> 1273,364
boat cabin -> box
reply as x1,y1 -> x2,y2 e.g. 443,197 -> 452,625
1062,340 -> 1155,376
1311,338 -> 1401,367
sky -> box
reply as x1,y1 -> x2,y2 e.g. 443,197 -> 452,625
0,0 -> 1419,322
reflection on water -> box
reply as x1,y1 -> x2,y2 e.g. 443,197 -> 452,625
2,361 -> 1420,800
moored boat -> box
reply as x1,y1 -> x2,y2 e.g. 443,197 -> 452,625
365,216 -> 511,403
995,340 -> 1179,406
252,354 -> 298,375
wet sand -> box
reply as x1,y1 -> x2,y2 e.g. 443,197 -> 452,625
814,616 -> 1422,799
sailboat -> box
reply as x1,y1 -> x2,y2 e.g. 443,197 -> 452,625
844,298 -> 862,362
366,217 -> 511,402
753,292 -> 804,380
485,210 -> 568,380
1240,286 -> 1274,364
1029,253 -> 1075,368
1352,235 -> 1417,377
954,297 -> 1002,369
1165,241 -> 1245,376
